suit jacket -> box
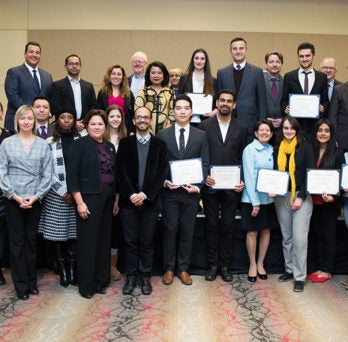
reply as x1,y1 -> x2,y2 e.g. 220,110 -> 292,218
329,82 -> 348,151
216,63 -> 267,136
5,64 -> 52,131
48,77 -> 96,119
263,72 -> 283,119
36,123 -> 54,139
116,134 -> 168,209
157,125 -> 209,192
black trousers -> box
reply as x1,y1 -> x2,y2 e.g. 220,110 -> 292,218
202,191 -> 239,268
120,203 -> 159,277
76,187 -> 113,294
4,199 -> 42,293
0,215 -> 6,266
161,189 -> 200,272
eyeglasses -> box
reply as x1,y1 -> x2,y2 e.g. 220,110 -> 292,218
134,115 -> 151,121
170,74 -> 181,78
67,62 -> 80,67
320,66 -> 336,71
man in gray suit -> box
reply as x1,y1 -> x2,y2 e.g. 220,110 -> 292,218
216,37 -> 267,142
4,41 -> 52,133
319,57 -> 342,101
33,96 -> 54,139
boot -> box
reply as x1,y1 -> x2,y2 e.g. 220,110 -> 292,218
0,268 -> 5,286
110,254 -> 121,281
67,251 -> 77,286
58,257 -> 69,287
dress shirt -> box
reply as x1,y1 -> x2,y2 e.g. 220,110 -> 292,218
217,117 -> 230,143
267,73 -> 282,94
191,72 -> 205,123
298,68 -> 315,94
136,132 -> 151,144
328,79 -> 335,101
233,61 -> 247,70
175,123 -> 190,150
37,123 -> 48,135
25,62 -> 41,88
131,75 -> 145,97
68,76 -> 82,120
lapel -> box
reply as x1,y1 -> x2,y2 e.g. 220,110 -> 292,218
228,64 -> 236,91
168,126 -> 182,159
22,64 -> 40,95
238,63 -> 250,94
211,116 -> 224,144
65,77 -> 76,104
310,69 -> 321,94
294,68 -> 303,94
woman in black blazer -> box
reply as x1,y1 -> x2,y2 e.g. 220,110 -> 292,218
67,109 -> 117,299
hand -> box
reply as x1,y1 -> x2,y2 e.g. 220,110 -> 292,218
251,205 -> 260,217
319,104 -> 324,113
113,201 -> 119,215
182,184 -> 199,193
63,193 -> 75,206
271,118 -> 282,128
291,197 -> 303,211
234,181 -> 244,193
322,192 -> 334,203
76,120 -> 85,132
285,106 -> 290,115
268,192 -> 276,198
164,180 -> 180,190
204,109 -> 217,117
130,193 -> 145,206
205,175 -> 216,187
20,195 -> 38,209
77,202 -> 90,220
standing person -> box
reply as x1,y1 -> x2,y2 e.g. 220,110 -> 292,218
128,51 -> 148,97
241,119 -> 278,282
169,67 -> 183,98
33,96 -> 54,138
4,41 -> 52,133
105,105 -> 127,282
48,54 -> 96,133
274,116 -> 315,292
97,65 -> 135,133
117,107 -> 168,295
178,48 -> 216,124
66,109 -> 117,299
307,119 -> 344,283
216,37 -> 267,142
157,94 -> 209,286
281,42 -> 329,142
135,61 -> 174,134
319,57 -> 342,101
198,89 -> 247,282
0,105 -> 52,300
38,109 -> 81,288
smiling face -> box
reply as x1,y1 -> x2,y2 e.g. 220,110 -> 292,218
266,54 -> 282,77
17,110 -> 35,133
298,48 -> 314,71
133,107 -> 151,133
255,123 -> 273,145
24,44 -> 41,68
110,67 -> 123,87
173,99 -> 193,126
216,93 -> 235,117
230,40 -> 247,64
87,114 -> 106,142
108,109 -> 123,129
193,52 -> 206,71
319,58 -> 337,82
33,99 -> 50,124
282,119 -> 297,143
149,66 -> 164,87
316,123 -> 331,146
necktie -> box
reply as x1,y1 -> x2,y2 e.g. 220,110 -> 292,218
32,70 -> 41,91
140,137 -> 146,144
179,128 -> 185,153
40,126 -> 47,139
271,78 -> 277,100
302,71 -> 310,94
236,64 -> 241,71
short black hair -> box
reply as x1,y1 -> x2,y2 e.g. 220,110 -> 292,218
264,51 -> 284,64
65,54 -> 82,65
25,41 -> 41,53
230,37 -> 247,48
174,94 -> 192,108
297,42 -> 315,55
216,89 -> 237,101
145,61 -> 170,87
32,96 -> 50,106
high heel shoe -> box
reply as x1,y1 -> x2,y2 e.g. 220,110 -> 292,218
257,272 -> 267,280
248,275 -> 257,282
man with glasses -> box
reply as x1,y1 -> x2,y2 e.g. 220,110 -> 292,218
48,54 -> 96,131
128,51 -> 148,97
169,68 -> 183,98
319,57 -> 342,101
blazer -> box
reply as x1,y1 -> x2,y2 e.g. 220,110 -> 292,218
263,72 -> 283,119
96,90 -> 135,133
116,134 -> 168,209
4,64 -> 52,131
216,63 -> 267,135
66,136 -> 117,194
36,123 -> 54,139
48,77 -> 96,119
329,82 -> 348,151
157,125 -> 209,191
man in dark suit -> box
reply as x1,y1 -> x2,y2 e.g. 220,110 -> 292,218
281,42 -> 329,141
128,51 -> 148,97
198,89 -> 247,282
117,107 -> 168,295
33,96 -> 54,139
319,57 -> 342,101
157,94 -> 209,286
216,37 -> 267,142
4,41 -> 53,133
48,54 -> 96,132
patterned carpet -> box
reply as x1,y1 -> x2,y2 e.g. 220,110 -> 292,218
0,269 -> 348,342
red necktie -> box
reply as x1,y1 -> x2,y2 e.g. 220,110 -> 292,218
302,71 -> 310,94
271,78 -> 277,100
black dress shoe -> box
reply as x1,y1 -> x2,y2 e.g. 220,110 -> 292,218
29,287 -> 39,295
140,277 -> 152,295
293,281 -> 304,292
248,275 -> 257,282
205,266 -> 218,281
17,291 -> 29,300
257,272 -> 268,280
278,272 -> 293,282
221,266 -> 233,282
0,269 -> 5,285
79,291 -> 93,299
96,286 -> 106,294
122,277 -> 136,295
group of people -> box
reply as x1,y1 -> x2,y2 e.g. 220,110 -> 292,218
0,37 -> 347,300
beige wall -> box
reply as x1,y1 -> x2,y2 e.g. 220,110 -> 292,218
1,0 -> 348,117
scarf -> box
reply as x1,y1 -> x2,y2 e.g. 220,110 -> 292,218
278,137 -> 297,204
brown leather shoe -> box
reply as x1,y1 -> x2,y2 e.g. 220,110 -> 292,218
178,271 -> 192,285
162,271 -> 174,285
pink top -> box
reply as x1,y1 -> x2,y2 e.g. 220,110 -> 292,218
108,95 -> 125,114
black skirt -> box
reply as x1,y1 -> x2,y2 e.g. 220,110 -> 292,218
241,202 -> 278,232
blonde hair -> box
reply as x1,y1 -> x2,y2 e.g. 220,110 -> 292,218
14,105 -> 37,134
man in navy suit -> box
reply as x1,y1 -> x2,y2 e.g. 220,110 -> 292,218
48,54 -> 96,132
4,41 -> 52,133
216,37 -> 267,142
281,42 -> 329,141
157,94 -> 209,286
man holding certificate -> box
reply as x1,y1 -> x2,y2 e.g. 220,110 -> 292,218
198,89 -> 247,282
157,94 -> 209,286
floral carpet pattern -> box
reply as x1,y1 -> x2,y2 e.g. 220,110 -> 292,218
0,269 -> 347,342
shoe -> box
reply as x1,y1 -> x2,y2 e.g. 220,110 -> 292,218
67,251 -> 77,286
29,287 -> 39,295
0,269 -> 5,285
306,273 -> 318,281
340,278 -> 348,288
140,277 -> 152,295
205,266 -> 218,281
178,271 -> 192,285
17,291 -> 29,300
79,291 -> 93,299
248,275 -> 257,282
221,266 -> 233,282
162,271 -> 174,285
96,286 -> 106,294
293,281 -> 304,292
110,254 -> 122,281
58,257 -> 69,288
278,272 -> 293,282
311,273 -> 331,283
122,277 -> 136,295
257,272 -> 267,280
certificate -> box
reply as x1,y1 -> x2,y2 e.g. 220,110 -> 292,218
186,93 -> 213,115
341,164 -> 348,189
289,94 -> 320,119
210,165 -> 241,189
170,158 -> 203,186
307,169 -> 340,195
256,169 -> 289,196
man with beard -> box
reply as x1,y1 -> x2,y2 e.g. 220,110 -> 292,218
198,89 -> 247,282
116,106 -> 168,295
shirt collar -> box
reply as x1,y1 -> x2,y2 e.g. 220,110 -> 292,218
233,61 -> 246,70
175,123 -> 190,133
136,132 -> 151,143
68,75 -> 80,83
299,67 -> 314,74
25,62 -> 38,72
267,72 -> 281,81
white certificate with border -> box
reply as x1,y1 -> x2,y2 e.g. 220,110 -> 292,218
307,169 -> 340,195
186,93 -> 213,115
210,165 -> 241,190
341,164 -> 348,189
289,94 -> 320,118
170,158 -> 203,186
256,169 -> 289,196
